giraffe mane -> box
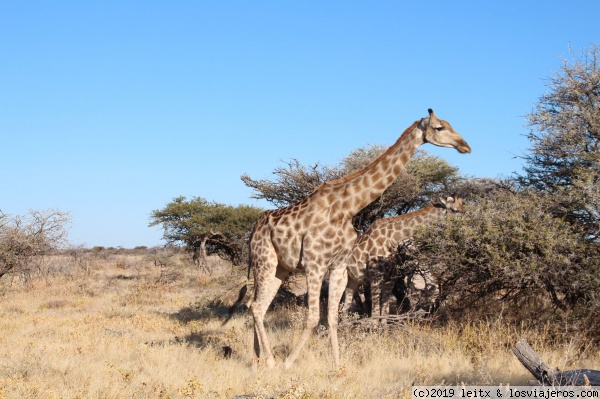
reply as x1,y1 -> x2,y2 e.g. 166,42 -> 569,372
371,205 -> 437,227
369,199 -> 452,230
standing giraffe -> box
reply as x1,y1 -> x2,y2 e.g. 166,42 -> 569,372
341,196 -> 465,320
247,109 -> 471,368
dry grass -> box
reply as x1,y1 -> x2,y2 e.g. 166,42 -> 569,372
0,254 -> 598,399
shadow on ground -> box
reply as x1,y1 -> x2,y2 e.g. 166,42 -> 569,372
170,300 -> 231,324
145,329 -> 236,359
170,285 -> 308,325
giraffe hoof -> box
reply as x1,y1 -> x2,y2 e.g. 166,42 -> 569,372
282,359 -> 294,370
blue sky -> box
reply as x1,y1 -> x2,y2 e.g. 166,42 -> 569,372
1,1 -> 599,248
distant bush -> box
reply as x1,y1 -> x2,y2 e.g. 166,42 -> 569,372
146,246 -> 179,268
0,209 -> 71,281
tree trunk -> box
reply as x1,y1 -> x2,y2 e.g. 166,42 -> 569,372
192,237 -> 209,271
200,236 -> 208,265
513,339 -> 600,386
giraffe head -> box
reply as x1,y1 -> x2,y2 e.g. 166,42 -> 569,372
438,195 -> 465,213
419,109 -> 472,154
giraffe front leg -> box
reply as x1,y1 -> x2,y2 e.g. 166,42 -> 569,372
368,260 -> 383,320
380,278 -> 395,327
328,266 -> 348,367
341,277 -> 359,315
371,285 -> 382,321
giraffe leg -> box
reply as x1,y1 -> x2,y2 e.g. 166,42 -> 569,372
380,278 -> 395,326
341,277 -> 359,314
327,266 -> 348,367
371,283 -> 381,320
283,266 -> 325,369
250,263 -> 288,368
368,260 -> 383,319
356,287 -> 366,314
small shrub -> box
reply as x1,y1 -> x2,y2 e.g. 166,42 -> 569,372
0,209 -> 71,280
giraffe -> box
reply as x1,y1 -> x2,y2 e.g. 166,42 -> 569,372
340,196 -> 465,321
247,109 -> 471,368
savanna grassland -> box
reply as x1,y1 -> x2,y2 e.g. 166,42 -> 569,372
1,252 -> 598,399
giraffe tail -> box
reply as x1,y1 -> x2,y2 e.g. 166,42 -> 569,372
222,219 -> 258,327
221,283 -> 250,326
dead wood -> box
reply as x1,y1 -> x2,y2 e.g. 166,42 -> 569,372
513,339 -> 600,386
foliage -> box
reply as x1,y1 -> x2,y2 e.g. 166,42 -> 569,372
241,159 -> 340,208
149,197 -> 263,266
409,190 -> 597,326
242,147 -> 463,231
517,44 -> 600,239
0,209 -> 71,280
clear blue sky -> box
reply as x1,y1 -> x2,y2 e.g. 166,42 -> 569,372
1,1 -> 598,248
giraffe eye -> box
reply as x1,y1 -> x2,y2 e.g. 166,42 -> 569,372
434,126 -> 444,132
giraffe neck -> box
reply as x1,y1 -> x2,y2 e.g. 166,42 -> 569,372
389,204 -> 447,237
316,121 -> 423,216
376,205 -> 446,243
347,204 -> 447,281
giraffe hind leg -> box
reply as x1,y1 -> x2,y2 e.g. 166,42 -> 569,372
250,260 -> 288,368
283,265 -> 326,369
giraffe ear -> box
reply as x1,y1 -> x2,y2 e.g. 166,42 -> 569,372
447,196 -> 455,203
439,197 -> 447,205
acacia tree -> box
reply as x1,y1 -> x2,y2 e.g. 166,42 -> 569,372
0,209 -> 71,280
518,44 -> 600,239
241,147 -> 463,232
149,197 -> 263,267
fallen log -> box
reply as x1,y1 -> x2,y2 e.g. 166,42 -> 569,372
513,339 -> 600,386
